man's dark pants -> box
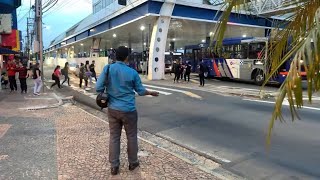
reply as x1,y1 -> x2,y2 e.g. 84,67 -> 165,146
9,76 -> 17,91
108,108 -> 139,168
19,78 -> 27,92
174,73 -> 180,82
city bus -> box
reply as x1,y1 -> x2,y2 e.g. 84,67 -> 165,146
128,51 -> 183,73
164,52 -> 183,73
184,37 -> 305,85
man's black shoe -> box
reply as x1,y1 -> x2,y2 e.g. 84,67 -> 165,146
129,162 -> 140,171
111,167 -> 119,175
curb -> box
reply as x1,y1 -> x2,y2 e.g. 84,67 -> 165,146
19,91 -> 64,111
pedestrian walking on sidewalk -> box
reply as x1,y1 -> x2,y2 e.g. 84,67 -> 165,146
89,60 -> 97,81
51,65 -> 62,89
6,60 -> 17,92
17,62 -> 28,93
79,63 -> 88,88
61,62 -> 70,86
96,46 -> 159,176
184,62 -> 191,82
32,63 -> 42,95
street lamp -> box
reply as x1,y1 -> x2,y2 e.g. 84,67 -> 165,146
140,25 -> 145,31
113,34 -> 117,38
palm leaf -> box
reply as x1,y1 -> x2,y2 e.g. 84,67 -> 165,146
211,0 -> 320,145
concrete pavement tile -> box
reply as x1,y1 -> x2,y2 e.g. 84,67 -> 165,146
0,89 -> 219,179
52,105 -> 219,179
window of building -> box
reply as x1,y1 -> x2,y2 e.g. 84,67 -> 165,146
93,0 -> 103,14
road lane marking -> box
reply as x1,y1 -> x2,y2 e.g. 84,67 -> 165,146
0,124 -> 12,139
145,88 -> 172,95
143,84 -> 202,99
70,76 -> 200,98
243,99 -> 320,111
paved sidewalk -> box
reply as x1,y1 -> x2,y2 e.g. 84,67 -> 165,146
0,86 -> 219,179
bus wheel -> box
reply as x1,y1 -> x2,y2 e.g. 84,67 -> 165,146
254,71 -> 265,86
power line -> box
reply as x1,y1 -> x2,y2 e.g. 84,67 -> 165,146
43,0 -> 74,17
43,0 -> 58,13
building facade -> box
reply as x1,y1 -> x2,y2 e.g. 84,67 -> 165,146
45,0 -> 277,80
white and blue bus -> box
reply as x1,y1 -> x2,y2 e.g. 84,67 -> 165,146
184,37 -> 306,85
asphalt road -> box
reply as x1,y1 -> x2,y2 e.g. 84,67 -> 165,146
44,69 -> 320,179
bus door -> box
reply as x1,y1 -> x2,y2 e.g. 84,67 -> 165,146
247,42 -> 265,80
193,49 -> 201,72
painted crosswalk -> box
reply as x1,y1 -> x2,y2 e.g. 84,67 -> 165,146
64,76 -> 178,100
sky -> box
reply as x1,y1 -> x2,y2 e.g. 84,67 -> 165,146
17,0 -> 92,49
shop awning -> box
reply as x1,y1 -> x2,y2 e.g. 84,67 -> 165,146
0,47 -> 20,55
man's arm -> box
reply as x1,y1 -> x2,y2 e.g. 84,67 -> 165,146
134,72 -> 159,96
96,65 -> 108,93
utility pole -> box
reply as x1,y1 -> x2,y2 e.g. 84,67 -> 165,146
35,0 -> 44,92
26,17 -> 34,66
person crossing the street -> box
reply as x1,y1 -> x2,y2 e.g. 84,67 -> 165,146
50,65 -> 62,89
61,62 -> 70,86
89,60 -> 97,82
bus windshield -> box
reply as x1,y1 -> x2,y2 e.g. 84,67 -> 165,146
248,42 -> 265,59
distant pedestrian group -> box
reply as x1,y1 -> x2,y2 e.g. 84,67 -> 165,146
172,59 -> 207,87
1,58 -> 42,96
79,60 -> 97,88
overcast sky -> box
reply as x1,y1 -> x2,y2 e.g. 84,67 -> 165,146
17,0 -> 92,48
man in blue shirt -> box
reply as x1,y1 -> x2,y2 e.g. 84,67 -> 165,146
96,46 -> 159,175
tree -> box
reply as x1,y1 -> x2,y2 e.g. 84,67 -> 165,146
211,0 -> 320,145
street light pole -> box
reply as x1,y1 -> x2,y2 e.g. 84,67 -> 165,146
35,0 -> 44,92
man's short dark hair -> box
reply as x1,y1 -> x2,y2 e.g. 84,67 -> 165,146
116,46 -> 129,61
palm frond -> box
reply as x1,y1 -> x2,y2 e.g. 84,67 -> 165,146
211,0 -> 320,145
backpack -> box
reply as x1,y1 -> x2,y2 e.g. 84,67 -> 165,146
61,68 -> 65,76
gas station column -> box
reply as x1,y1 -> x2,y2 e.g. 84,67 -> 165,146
91,38 -> 101,58
68,47 -> 75,58
147,0 -> 175,80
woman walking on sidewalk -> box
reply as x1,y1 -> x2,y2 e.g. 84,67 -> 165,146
51,65 -> 62,89
17,62 -> 28,93
33,63 -> 42,95
61,62 -> 70,86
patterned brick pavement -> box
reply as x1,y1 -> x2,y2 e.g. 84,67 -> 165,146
55,105 -> 219,180
0,89 -> 219,179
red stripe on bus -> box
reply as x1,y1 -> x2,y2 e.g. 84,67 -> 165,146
213,61 -> 221,77
279,72 -> 307,76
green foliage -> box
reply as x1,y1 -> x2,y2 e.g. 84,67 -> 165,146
212,0 -> 320,145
